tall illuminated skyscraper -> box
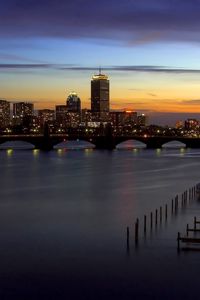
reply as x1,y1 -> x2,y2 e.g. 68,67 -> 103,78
91,70 -> 109,113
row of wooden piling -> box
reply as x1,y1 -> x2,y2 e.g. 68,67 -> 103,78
127,183 -> 198,245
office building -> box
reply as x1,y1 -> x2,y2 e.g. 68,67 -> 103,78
0,99 -> 10,128
13,102 -> 34,126
56,105 -> 67,127
137,114 -> 148,126
13,102 -> 33,117
38,109 -> 55,126
66,112 -> 81,128
175,121 -> 184,129
91,70 -> 110,118
66,92 -> 81,112
185,119 -> 199,130
110,111 -> 137,127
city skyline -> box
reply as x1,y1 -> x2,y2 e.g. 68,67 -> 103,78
1,0 -> 200,125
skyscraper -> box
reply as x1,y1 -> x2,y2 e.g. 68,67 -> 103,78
13,102 -> 34,127
0,99 -> 10,128
38,109 -> 55,126
91,70 -> 109,113
137,114 -> 148,127
66,92 -> 81,112
13,102 -> 34,118
55,105 -> 67,128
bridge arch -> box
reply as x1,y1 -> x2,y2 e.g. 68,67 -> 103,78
162,140 -> 186,148
116,139 -> 146,149
0,140 -> 35,149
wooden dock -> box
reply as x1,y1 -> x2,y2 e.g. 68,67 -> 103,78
177,216 -> 200,250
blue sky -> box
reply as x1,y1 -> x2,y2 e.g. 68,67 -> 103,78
1,0 -> 200,124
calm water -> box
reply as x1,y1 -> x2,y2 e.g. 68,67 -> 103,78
1,145 -> 200,299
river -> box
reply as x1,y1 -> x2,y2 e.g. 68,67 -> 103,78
0,143 -> 200,299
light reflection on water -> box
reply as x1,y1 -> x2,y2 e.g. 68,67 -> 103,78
0,146 -> 200,298
54,140 -> 95,150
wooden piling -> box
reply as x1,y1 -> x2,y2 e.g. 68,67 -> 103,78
160,206 -> 162,222
150,212 -> 153,229
127,226 -> 129,243
155,209 -> 158,226
177,232 -> 180,250
175,197 -> 178,212
144,215 -> 147,233
186,224 -> 189,236
165,204 -> 167,219
194,216 -> 197,230
135,219 -> 139,243
172,199 -> 174,213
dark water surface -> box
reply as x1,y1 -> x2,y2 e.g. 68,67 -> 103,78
1,147 -> 200,299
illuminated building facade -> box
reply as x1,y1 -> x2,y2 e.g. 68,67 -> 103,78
66,112 -> 81,128
91,71 -> 109,121
66,92 -> 81,113
38,109 -> 55,127
185,119 -> 199,130
137,114 -> 147,126
0,99 -> 10,128
109,111 -> 137,127
56,105 -> 67,128
13,102 -> 33,118
13,102 -> 34,126
175,121 -> 184,129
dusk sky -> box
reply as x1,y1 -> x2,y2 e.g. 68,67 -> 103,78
1,0 -> 200,124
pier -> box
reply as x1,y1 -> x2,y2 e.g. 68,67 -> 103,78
126,183 -> 200,252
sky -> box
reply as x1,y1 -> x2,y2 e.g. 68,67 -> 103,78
1,0 -> 200,124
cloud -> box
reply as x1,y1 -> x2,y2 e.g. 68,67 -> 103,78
0,53 -> 48,63
1,63 -> 200,75
128,88 -> 145,91
60,65 -> 200,74
1,0 -> 200,44
110,66 -> 200,74
111,101 -> 146,106
0,64 -> 51,69
181,99 -> 200,105
147,93 -> 157,97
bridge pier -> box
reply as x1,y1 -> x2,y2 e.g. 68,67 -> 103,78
34,139 -> 55,151
94,136 -> 116,150
146,142 -> 162,149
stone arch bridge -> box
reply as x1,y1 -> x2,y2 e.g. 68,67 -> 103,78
0,134 -> 199,150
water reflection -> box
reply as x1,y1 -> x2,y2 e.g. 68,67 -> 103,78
156,148 -> 161,156
84,148 -> 94,156
6,148 -> 13,156
33,149 -> 40,157
54,140 -> 95,150
0,148 -> 200,299
116,140 -> 146,149
57,148 -> 63,156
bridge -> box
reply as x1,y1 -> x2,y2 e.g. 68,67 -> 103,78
0,134 -> 200,150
